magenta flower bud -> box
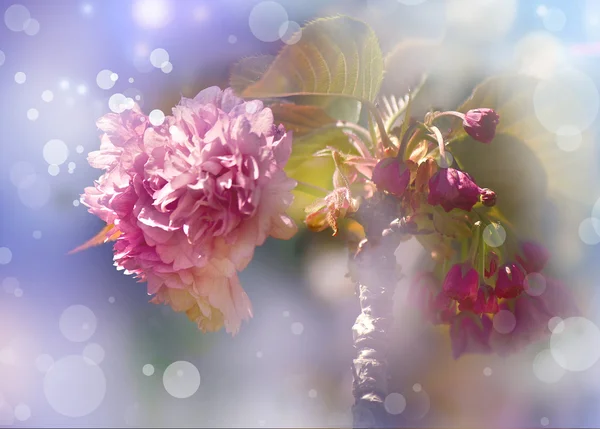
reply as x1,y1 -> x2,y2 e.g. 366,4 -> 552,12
480,188 -> 496,207
372,157 -> 410,197
428,168 -> 482,212
495,263 -> 525,299
463,108 -> 499,144
459,284 -> 499,315
515,241 -> 549,274
442,263 -> 479,303
484,251 -> 499,279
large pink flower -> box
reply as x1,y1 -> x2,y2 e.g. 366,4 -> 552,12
82,87 -> 297,334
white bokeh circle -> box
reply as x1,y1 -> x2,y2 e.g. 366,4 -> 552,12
248,1 -> 289,43
550,316 -> 600,372
493,310 -> 516,334
533,68 -> 599,134
163,361 -> 201,399
384,392 -> 406,415
59,305 -> 97,343
533,349 -> 565,383
43,355 -> 106,417
483,223 -> 507,248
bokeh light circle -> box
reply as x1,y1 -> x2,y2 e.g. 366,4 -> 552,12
483,223 -> 506,248
578,218 -> 600,245
35,354 -> 54,373
162,361 -> 201,399
149,109 -> 165,126
2,277 -> 18,293
43,355 -> 106,417
142,364 -> 154,376
161,62 -> 173,74
279,21 -> 301,45
542,8 -> 566,32
248,1 -> 289,43
96,69 -> 116,90
308,389 -> 317,398
83,343 -> 105,364
524,273 -> 546,297
555,125 -> 582,152
0,248 -> 12,265
41,90 -> 54,102
149,48 -> 169,68
483,367 -> 492,376
59,305 -> 97,343
4,4 -> 30,32
291,322 -> 304,335
533,349 -> 565,383
108,93 -> 129,113
493,310 -> 516,334
541,417 -> 550,427
533,68 -> 599,134
132,0 -> 173,29
48,164 -> 60,176
23,18 -> 40,36
0,50 -> 5,66
550,316 -> 600,371
14,72 -> 26,84
435,151 -> 454,168
13,403 -> 30,421
27,108 -> 39,121
18,176 -> 50,209
384,392 -> 406,415
10,162 -> 36,188
43,139 -> 69,165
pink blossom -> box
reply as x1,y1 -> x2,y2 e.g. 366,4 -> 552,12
371,157 -> 410,197
463,108 -> 500,144
442,262 -> 479,303
458,284 -> 499,315
494,263 -> 525,299
82,87 -> 297,334
427,168 -> 484,212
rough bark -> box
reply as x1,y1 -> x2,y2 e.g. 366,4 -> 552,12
350,196 -> 402,429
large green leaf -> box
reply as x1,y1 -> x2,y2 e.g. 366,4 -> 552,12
448,75 -> 599,272
231,16 -> 384,103
230,55 -> 275,95
269,103 -> 338,137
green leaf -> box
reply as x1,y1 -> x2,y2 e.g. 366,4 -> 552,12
269,103 -> 337,137
285,126 -> 355,172
230,55 -> 275,95
231,16 -> 384,103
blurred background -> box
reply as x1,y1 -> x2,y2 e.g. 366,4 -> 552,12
1,0 -> 600,427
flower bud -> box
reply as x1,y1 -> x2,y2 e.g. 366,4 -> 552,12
442,263 -> 479,303
459,284 -> 499,314
484,252 -> 499,279
479,188 -> 496,207
428,168 -> 482,212
463,108 -> 500,144
372,157 -> 410,197
495,263 -> 525,299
